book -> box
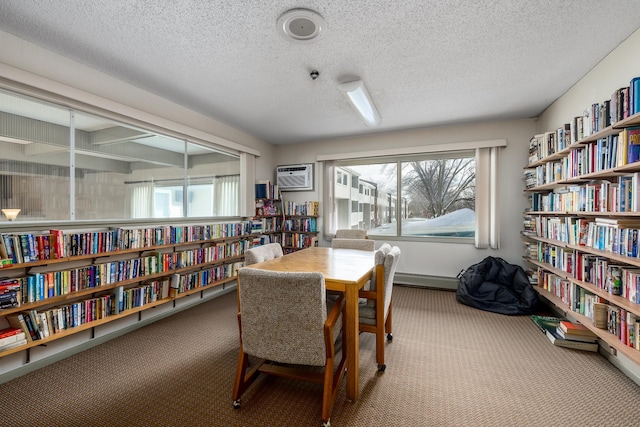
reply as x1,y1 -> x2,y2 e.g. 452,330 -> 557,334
0,338 -> 28,353
531,315 -> 562,335
559,320 -> 598,337
546,328 -> 599,351
5,313 -> 34,342
556,327 -> 598,343
0,331 -> 26,347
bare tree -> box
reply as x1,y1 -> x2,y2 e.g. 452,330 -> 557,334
403,158 -> 475,218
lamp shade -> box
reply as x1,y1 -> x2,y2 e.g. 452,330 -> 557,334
2,209 -> 20,221
337,80 -> 381,126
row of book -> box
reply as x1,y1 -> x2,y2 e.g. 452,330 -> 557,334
282,217 -> 317,232
533,242 -> 631,298
169,262 -> 242,295
2,263 -> 241,349
1,240 -> 248,306
283,201 -> 320,216
528,75 -> 640,164
250,234 -> 281,247
255,180 -> 279,199
532,215 -> 640,259
282,233 -> 318,249
0,221 -> 252,267
255,199 -> 281,216
250,217 -> 281,234
525,127 -> 640,188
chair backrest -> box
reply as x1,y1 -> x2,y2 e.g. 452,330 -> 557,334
335,229 -> 367,239
331,238 -> 375,251
369,245 -> 401,316
238,268 -> 328,366
244,243 -> 283,265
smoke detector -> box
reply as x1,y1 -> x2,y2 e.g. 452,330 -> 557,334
277,8 -> 326,43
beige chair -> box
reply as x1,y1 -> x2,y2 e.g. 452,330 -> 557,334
243,242 -> 283,265
331,238 -> 375,251
335,229 -> 367,239
358,244 -> 400,372
232,268 -> 347,427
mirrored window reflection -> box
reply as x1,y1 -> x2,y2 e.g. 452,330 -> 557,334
0,89 -> 241,223
0,90 -> 71,221
186,142 -> 239,218
73,111 -> 186,220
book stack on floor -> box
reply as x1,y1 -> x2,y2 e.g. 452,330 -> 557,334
530,315 -> 599,352
0,327 -> 27,352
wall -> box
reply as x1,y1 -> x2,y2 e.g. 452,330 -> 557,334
537,28 -> 640,132
0,29 -> 277,177
275,119 -> 537,278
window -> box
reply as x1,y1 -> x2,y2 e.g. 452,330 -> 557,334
0,89 -> 240,223
330,152 -> 476,239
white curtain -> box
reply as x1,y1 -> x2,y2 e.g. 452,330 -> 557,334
213,175 -> 239,216
322,160 -> 336,238
126,182 -> 154,218
475,147 -> 500,249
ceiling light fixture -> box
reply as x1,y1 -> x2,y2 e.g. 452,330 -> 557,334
2,208 -> 20,221
277,8 -> 326,43
337,80 -> 381,127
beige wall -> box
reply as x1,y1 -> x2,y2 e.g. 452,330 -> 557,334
275,119 -> 537,277
538,28 -> 640,132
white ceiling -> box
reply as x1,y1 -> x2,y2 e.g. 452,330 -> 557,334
0,1 -> 639,145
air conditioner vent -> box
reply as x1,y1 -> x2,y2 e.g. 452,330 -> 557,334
276,164 -> 313,191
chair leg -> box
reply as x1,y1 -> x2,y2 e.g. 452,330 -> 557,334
385,300 -> 393,341
232,349 -> 263,408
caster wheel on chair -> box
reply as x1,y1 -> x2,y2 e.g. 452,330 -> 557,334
232,399 -> 241,409
387,333 -> 393,342
378,364 -> 386,372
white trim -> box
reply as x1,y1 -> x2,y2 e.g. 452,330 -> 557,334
316,139 -> 507,161
0,63 -> 261,157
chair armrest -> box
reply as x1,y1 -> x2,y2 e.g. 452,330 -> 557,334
324,294 -> 344,357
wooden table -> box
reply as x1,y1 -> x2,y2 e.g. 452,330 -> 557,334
246,246 -> 374,401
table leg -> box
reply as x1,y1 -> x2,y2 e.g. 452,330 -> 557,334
344,284 -> 359,400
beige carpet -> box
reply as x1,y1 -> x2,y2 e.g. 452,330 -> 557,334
0,285 -> 639,427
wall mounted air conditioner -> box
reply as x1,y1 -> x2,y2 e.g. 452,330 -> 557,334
276,163 -> 313,191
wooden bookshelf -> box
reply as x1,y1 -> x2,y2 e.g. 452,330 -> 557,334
523,81 -> 640,363
0,221 -> 251,360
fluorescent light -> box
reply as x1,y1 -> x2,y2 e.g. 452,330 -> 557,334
337,80 -> 381,126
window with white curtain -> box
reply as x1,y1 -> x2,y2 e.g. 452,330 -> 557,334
321,141 -> 502,248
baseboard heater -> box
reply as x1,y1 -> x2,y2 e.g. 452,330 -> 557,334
394,273 -> 458,290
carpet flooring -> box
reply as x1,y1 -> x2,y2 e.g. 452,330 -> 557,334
0,285 -> 639,426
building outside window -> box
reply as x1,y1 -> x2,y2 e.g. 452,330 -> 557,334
333,152 -> 476,239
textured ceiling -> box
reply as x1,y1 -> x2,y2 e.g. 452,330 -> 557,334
0,1 -> 639,145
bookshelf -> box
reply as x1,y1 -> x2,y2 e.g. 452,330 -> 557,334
282,201 -> 319,254
251,181 -> 319,253
523,76 -> 640,365
0,221 -> 251,361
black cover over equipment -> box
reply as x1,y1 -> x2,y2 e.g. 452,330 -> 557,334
456,256 -> 538,315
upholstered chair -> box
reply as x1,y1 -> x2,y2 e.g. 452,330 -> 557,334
232,268 -> 347,427
358,244 -> 400,372
335,229 -> 367,239
331,238 -> 375,251
243,242 -> 283,265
